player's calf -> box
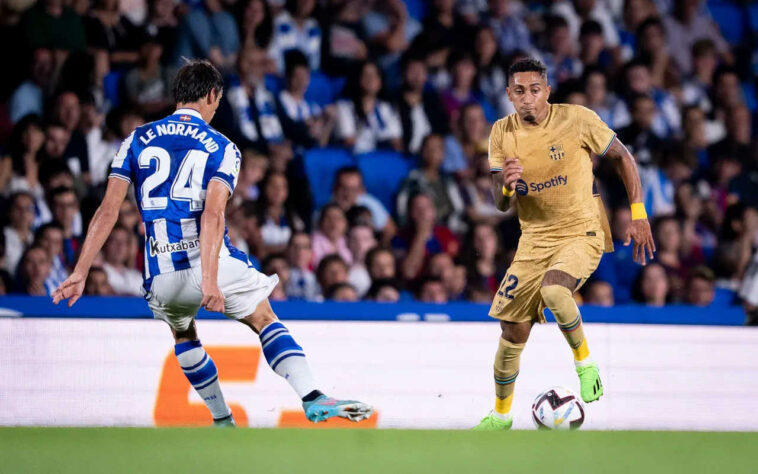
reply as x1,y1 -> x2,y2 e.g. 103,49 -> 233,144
174,339 -> 233,422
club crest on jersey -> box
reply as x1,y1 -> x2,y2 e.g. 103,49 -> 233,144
548,144 -> 565,161
179,115 -> 192,122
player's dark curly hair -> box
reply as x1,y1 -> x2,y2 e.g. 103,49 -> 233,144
173,59 -> 224,104
508,58 -> 547,82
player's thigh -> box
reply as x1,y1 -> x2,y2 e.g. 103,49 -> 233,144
490,260 -> 546,324
546,235 -> 605,289
147,269 -> 202,332
215,256 -> 280,323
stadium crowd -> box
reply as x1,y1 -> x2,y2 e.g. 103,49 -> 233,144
0,0 -> 757,320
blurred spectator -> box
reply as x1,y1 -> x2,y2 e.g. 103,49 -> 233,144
224,46 -> 285,151
463,223 -> 505,295
362,0 -> 421,75
124,31 -> 173,118
685,265 -> 715,306
681,39 -> 716,114
427,252 -> 466,301
440,50 -> 481,125
7,115 -> 45,196
740,252 -> 758,324
487,0 -> 532,56
174,0 -> 240,70
3,192 -> 36,275
635,17 -> 678,90
257,170 -> 305,256
583,68 -> 628,130
51,92 -> 91,182
270,0 -> 321,74
365,278 -> 400,302
416,276 -> 448,303
443,103 -> 489,177
285,231 -> 320,301
14,245 -> 54,295
676,182 -> 716,262
619,0 -> 659,61
277,50 -> 336,148
332,167 -> 396,244
582,280 -> 614,306
48,186 -> 81,266
21,0 -> 86,54
315,253 -> 349,291
397,54 -> 449,155
262,253 -> 290,300
33,222 -> 68,289
232,150 -> 267,204
347,224 -> 376,297
397,134 -> 465,230
474,26 -> 510,118
423,0 -> 475,52
143,0 -> 179,63
312,203 -> 352,266
620,60 -> 680,139
102,224 -> 142,296
9,49 -> 53,124
84,266 -> 114,295
324,282 -> 358,301
632,262 -> 670,306
662,0 -> 731,76
593,207 -> 640,303
392,192 -> 459,281
578,21 -> 612,72
84,0 -> 142,66
540,15 -> 583,89
366,246 -> 397,281
710,105 -> 756,171
551,0 -> 620,50
654,215 -> 690,300
335,61 -> 402,153
616,93 -> 664,170
321,0 -> 369,74
712,203 -> 758,291
236,0 -> 274,53
460,153 -> 508,226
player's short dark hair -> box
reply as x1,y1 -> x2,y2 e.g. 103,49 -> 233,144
173,59 -> 224,104
508,58 -> 547,83
284,49 -> 309,79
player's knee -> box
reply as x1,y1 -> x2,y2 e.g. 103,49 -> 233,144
539,284 -> 572,307
241,303 -> 278,333
499,321 -> 531,344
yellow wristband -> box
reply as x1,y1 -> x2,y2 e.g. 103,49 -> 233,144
502,186 -> 515,197
631,202 -> 647,220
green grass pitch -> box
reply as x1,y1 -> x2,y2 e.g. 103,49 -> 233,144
1,428 -> 755,474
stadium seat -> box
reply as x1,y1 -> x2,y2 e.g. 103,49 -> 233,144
265,74 -> 284,95
708,2 -> 745,45
355,150 -> 415,212
305,72 -> 336,107
103,70 -> 124,107
750,4 -> 758,32
303,147 -> 355,209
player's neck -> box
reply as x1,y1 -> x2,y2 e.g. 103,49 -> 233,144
175,103 -> 211,123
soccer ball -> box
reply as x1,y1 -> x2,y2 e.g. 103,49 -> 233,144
531,387 -> 585,430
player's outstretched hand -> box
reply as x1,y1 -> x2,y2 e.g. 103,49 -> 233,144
201,280 -> 225,313
503,158 -> 523,192
624,219 -> 656,265
52,271 -> 86,307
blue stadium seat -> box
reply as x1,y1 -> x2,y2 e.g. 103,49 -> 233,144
305,72 -> 336,106
103,70 -> 124,107
355,151 -> 415,213
402,0 -> 428,22
265,74 -> 284,95
749,4 -> 758,32
303,147 -> 355,209
708,2 -> 745,45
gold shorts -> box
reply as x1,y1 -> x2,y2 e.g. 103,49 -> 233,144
489,233 -> 604,324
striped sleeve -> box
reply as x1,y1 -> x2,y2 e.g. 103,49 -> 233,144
210,142 -> 241,195
109,131 -> 135,182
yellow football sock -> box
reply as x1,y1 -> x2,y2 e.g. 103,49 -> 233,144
493,337 -> 524,415
540,285 -> 591,362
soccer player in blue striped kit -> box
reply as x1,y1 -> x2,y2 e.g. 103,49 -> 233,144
52,60 -> 373,426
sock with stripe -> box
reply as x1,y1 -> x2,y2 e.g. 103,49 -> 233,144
259,321 -> 319,399
175,340 -> 231,420
540,285 -> 594,366
493,337 -> 524,420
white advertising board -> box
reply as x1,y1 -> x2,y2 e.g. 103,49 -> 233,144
1,319 -> 757,430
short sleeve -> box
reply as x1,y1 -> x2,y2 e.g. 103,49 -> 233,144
488,121 -> 506,172
211,142 -> 241,195
109,131 -> 135,183
335,101 -> 356,140
578,106 -> 616,156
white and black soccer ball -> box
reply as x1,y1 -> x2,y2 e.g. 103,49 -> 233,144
531,387 -> 585,430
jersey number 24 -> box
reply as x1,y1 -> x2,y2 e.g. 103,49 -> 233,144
138,146 -> 209,211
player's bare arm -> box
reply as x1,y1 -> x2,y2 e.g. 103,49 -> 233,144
603,137 -> 656,265
490,158 -> 523,212
52,177 -> 130,306
199,179 -> 230,313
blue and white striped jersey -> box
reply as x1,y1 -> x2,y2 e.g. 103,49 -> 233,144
109,108 -> 246,291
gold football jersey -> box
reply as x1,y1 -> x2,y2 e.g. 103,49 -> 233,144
489,104 -> 615,244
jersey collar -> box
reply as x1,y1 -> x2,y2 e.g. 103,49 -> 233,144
173,108 -> 203,121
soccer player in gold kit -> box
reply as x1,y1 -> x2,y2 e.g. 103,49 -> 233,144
474,59 -> 655,430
